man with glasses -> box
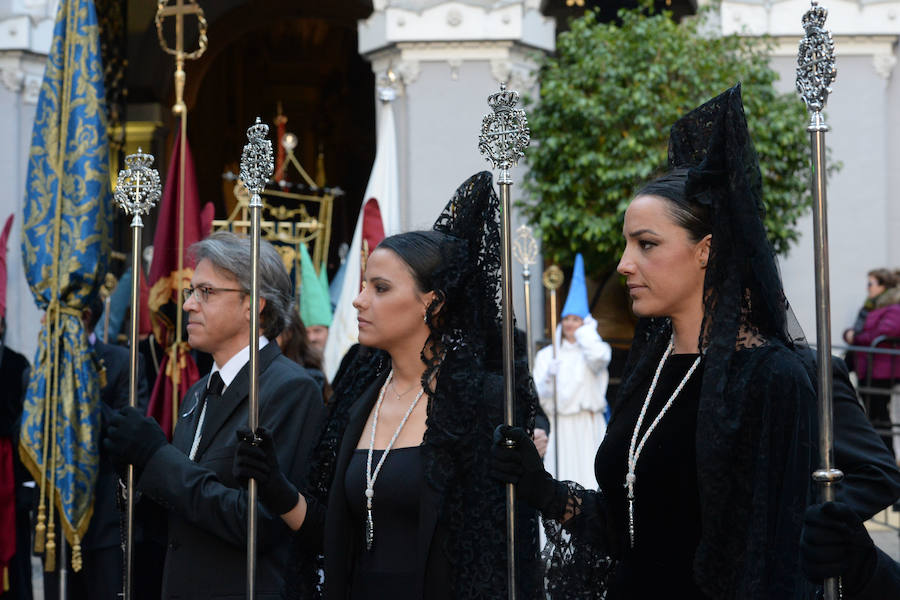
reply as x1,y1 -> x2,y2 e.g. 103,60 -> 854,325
104,231 -> 325,599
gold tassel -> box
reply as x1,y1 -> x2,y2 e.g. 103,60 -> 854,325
3,565 -> 9,592
34,503 -> 47,552
71,536 -> 83,572
44,524 -> 56,572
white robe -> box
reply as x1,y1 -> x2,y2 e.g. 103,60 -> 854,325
533,318 -> 611,489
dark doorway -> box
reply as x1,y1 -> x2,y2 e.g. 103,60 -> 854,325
127,1 -> 376,275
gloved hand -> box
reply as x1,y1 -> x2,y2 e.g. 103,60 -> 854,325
546,358 -> 561,378
800,501 -> 878,594
491,424 -> 562,517
103,406 -> 168,471
233,427 -> 299,516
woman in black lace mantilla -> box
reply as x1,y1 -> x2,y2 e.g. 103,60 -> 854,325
233,172 -> 542,599
492,85 -> 817,599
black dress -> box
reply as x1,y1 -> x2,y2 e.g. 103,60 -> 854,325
594,353 -> 709,599
344,446 -> 424,600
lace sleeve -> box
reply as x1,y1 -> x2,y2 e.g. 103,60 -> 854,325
543,480 -> 617,599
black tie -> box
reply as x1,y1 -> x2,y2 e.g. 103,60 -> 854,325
195,372 -> 225,438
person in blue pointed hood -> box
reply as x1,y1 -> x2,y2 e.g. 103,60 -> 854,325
531,253 -> 612,488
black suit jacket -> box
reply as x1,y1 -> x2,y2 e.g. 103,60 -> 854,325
84,339 -> 150,551
138,342 -> 325,600
297,369 -> 452,600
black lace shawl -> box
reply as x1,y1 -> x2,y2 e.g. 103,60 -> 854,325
285,172 -> 542,598
543,86 -> 817,599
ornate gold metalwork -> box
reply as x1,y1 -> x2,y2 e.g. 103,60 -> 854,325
215,120 -> 339,301
542,264 -> 564,290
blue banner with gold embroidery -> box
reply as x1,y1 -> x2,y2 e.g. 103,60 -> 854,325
19,0 -> 110,571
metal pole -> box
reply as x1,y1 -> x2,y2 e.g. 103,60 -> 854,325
513,225 -> 538,370
479,82 -> 530,600
542,265 -> 563,478
796,4 -> 842,599
114,150 -> 162,600
239,118 -> 274,600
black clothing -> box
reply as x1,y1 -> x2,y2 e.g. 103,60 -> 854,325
797,351 -> 900,519
544,339 -> 816,600
345,447 -> 423,600
137,342 -> 325,599
595,353 -> 705,598
295,369 -> 453,600
855,547 -> 900,600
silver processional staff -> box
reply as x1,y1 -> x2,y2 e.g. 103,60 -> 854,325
796,3 -> 842,599
240,117 -> 274,600
113,149 -> 161,600
479,81 -> 530,600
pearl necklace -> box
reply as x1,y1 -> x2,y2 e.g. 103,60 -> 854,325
625,336 -> 701,548
365,369 -> 425,551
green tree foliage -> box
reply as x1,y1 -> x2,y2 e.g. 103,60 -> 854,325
521,8 -> 812,275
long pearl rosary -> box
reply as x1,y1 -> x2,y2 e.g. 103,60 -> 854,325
625,336 -> 701,548
365,370 -> 426,551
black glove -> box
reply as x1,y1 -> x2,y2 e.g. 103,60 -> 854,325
800,501 -> 878,594
103,406 -> 168,471
491,424 -> 562,517
233,427 -> 299,516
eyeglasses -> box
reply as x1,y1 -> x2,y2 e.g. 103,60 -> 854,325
182,286 -> 246,304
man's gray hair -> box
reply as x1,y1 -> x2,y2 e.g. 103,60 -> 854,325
190,230 -> 293,339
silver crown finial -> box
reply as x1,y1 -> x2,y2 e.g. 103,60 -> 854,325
240,117 -> 274,207
479,83 -> 530,184
796,1 -> 836,113
115,150 -> 161,224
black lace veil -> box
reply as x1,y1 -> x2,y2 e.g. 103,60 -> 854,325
544,86 -> 815,598
289,172 -> 541,598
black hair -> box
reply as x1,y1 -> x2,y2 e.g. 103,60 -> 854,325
636,168 -> 711,243
376,230 -> 456,296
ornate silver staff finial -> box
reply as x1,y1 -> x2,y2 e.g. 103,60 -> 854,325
479,82 -> 530,185
512,224 -> 538,274
115,148 -> 161,226
796,1 -> 836,116
240,117 -> 274,208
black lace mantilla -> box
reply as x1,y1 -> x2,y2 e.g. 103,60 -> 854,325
542,87 -> 817,599
287,172 -> 542,599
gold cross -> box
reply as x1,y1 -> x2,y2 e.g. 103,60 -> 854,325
155,0 -> 208,114
155,0 -> 207,60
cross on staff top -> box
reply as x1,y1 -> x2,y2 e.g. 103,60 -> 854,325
155,0 -> 208,114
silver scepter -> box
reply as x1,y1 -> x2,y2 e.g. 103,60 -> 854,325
239,117 -> 274,600
479,82 -> 530,600
512,225 -> 538,370
796,4 -> 842,599
113,149 -> 161,600
542,265 -> 564,479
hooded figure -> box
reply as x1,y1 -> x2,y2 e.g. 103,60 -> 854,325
532,253 -> 611,487
299,243 -> 333,353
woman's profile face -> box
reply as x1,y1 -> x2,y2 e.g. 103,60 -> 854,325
617,195 -> 709,320
353,248 -> 432,352
867,276 -> 886,299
